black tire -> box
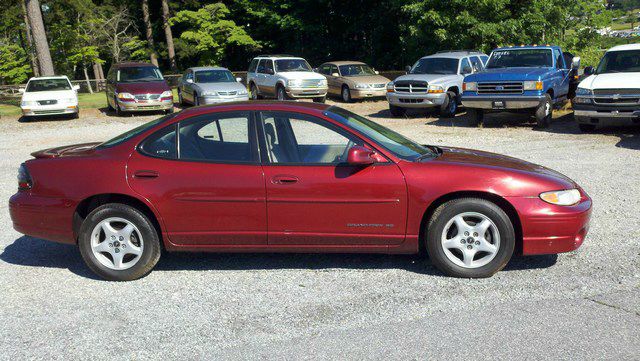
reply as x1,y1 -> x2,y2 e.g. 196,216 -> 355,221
426,198 -> 515,278
78,203 -> 161,281
277,85 -> 289,101
113,97 -> 123,116
467,108 -> 483,127
341,85 -> 352,103
389,104 -> 406,117
106,94 -> 114,111
439,91 -> 458,118
313,96 -> 326,103
72,110 -> 80,119
535,94 -> 553,128
578,123 -> 597,133
193,92 -> 200,106
250,83 -> 260,100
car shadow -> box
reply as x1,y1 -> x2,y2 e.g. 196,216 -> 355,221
17,113 -> 77,123
2,236 -> 557,280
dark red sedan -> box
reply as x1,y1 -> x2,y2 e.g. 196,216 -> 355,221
9,102 -> 592,281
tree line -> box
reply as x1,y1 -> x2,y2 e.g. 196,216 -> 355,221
0,0 -> 625,86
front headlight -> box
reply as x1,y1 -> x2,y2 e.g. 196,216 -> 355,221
575,87 -> 592,96
524,81 -> 543,91
238,88 -> 248,95
539,189 -> 581,206
428,85 -> 444,93
287,79 -> 303,87
387,82 -> 394,92
319,79 -> 327,86
20,100 -> 37,107
117,92 -> 135,100
463,82 -> 477,91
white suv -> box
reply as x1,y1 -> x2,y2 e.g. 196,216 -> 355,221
573,44 -> 640,132
247,55 -> 328,103
386,51 -> 488,117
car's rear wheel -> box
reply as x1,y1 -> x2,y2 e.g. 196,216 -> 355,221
439,91 -> 458,118
426,198 -> 515,278
535,94 -> 553,128
78,203 -> 161,281
389,104 -> 406,117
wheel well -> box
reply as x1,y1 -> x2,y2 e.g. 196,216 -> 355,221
418,191 -> 523,255
546,88 -> 554,99
73,193 -> 163,247
447,86 -> 459,95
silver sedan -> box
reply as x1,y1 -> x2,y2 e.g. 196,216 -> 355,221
178,67 -> 249,106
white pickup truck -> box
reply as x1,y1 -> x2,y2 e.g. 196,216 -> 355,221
572,44 -> 640,132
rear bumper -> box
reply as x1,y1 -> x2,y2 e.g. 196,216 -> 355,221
9,192 -> 76,244
461,95 -> 545,110
507,195 -> 592,255
386,92 -> 446,108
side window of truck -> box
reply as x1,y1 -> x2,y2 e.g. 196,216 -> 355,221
248,59 -> 258,73
460,58 -> 472,74
554,49 -> 564,69
470,56 -> 483,72
257,60 -> 266,74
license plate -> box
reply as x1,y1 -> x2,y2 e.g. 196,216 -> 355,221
492,101 -> 505,109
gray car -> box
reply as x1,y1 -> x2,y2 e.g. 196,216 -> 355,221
178,67 -> 249,106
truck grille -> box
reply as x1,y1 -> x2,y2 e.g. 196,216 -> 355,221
299,79 -> 325,88
477,82 -> 523,94
593,88 -> 640,95
393,80 -> 428,93
134,94 -> 161,101
592,89 -> 640,106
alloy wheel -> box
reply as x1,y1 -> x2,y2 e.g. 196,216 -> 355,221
90,217 -> 144,270
440,212 -> 500,268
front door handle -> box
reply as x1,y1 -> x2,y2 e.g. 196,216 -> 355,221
134,170 -> 159,179
271,175 -> 298,185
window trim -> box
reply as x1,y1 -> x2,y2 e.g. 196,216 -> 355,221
256,110 -> 390,167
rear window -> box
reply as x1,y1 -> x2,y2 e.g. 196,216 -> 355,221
97,113 -> 177,149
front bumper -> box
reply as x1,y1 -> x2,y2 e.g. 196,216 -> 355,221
507,195 -> 592,255
386,92 -> 447,108
351,88 -> 387,99
461,95 -> 545,110
573,101 -> 640,126
118,98 -> 173,112
21,105 -> 78,116
286,86 -> 328,98
9,192 -> 77,244
198,95 -> 250,105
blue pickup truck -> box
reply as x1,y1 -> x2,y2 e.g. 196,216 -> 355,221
461,45 -> 580,127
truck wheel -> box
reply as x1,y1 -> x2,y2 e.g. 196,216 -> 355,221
277,85 -> 290,101
250,83 -> 261,100
535,94 -> 553,128
578,124 -> 597,133
389,105 -> 406,117
439,91 -> 458,118
467,108 -> 483,127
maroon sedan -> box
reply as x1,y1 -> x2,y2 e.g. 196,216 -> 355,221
9,102 -> 591,281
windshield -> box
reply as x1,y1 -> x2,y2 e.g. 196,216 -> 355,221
325,106 -> 435,161
411,58 -> 459,75
97,113 -> 177,149
195,70 -> 236,83
339,64 -> 376,76
487,49 -> 553,68
275,59 -> 312,72
26,79 -> 71,92
596,50 -> 640,74
118,66 -> 163,82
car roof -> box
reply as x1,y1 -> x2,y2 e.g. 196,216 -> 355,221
323,61 -> 367,66
28,76 -> 70,81
492,45 -> 559,51
253,55 -> 305,60
177,100 -> 331,119
607,43 -> 640,52
188,66 -> 230,72
113,62 -> 157,68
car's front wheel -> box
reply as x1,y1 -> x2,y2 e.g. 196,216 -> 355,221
439,91 -> 458,118
277,86 -> 290,101
341,86 -> 352,103
426,198 -> 515,278
78,203 -> 161,281
535,94 -> 553,128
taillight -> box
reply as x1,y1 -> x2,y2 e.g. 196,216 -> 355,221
18,164 -> 32,191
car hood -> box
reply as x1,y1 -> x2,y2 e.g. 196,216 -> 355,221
31,142 -> 101,159
22,90 -> 77,101
433,146 -> 576,187
278,72 -> 327,81
115,80 -> 170,95
578,72 -> 640,89
394,74 -> 458,84
467,67 -> 552,81
195,82 -> 246,93
344,75 -> 390,85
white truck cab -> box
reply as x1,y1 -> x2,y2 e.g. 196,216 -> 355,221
573,43 -> 640,132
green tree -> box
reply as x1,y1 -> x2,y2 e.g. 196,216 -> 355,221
0,42 -> 31,83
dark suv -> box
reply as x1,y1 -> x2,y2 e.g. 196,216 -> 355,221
105,62 -> 174,116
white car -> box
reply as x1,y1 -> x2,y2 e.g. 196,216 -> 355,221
20,76 -> 80,119
573,43 -> 640,132
246,55 -> 328,103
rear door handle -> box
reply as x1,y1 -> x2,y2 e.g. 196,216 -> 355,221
271,175 -> 298,184
134,170 -> 159,179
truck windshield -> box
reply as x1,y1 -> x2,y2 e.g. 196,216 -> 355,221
118,66 -> 164,82
195,70 -> 236,83
325,106 -> 436,161
275,59 -> 312,72
26,78 -> 71,92
487,49 -> 553,68
410,58 -> 458,75
596,50 -> 640,74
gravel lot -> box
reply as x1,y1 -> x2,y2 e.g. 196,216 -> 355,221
1,101 -> 639,360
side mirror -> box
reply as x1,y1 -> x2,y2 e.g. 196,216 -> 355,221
347,146 -> 375,166
331,72 -> 340,77
583,66 -> 595,76
374,70 -> 379,75
18,88 -> 25,93
462,66 -> 472,74
404,65 -> 412,73
236,77 -> 242,82
72,84 -> 80,91
186,78 -> 193,84
571,56 -> 581,70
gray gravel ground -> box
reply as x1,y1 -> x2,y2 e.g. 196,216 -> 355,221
0,101 -> 639,360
